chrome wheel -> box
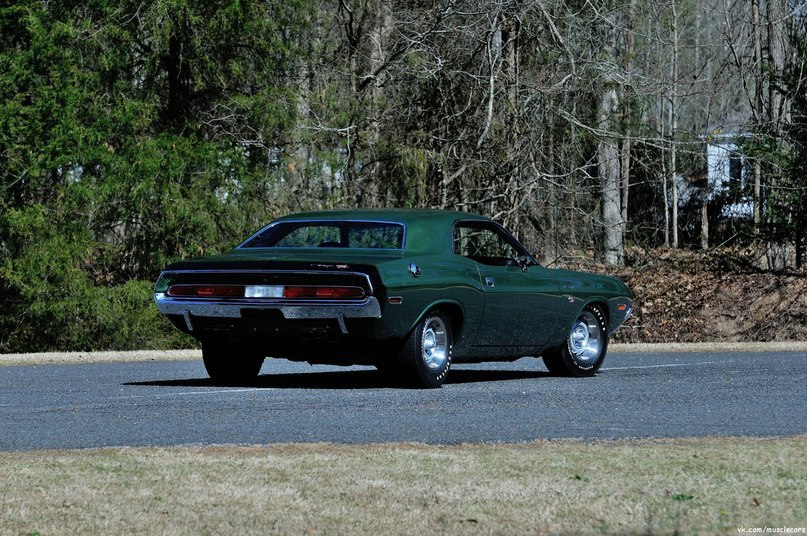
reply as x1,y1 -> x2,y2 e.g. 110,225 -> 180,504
421,316 -> 449,371
544,305 -> 607,377
396,310 -> 453,388
568,310 -> 602,364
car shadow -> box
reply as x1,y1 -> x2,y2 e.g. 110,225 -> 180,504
123,367 -> 551,390
124,370 -> 386,390
448,368 -> 551,384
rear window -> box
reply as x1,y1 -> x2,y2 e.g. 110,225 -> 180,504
241,221 -> 405,249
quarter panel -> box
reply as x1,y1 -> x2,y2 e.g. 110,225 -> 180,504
372,254 -> 484,356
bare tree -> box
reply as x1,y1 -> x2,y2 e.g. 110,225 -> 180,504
598,9 -> 624,264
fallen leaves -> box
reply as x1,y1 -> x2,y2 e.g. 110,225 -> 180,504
560,246 -> 807,343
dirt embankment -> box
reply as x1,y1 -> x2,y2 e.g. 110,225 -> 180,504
562,247 -> 807,344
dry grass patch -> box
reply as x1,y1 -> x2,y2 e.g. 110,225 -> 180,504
0,349 -> 200,367
1,437 -> 804,535
609,341 -> 807,353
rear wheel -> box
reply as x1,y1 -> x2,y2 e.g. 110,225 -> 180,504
202,340 -> 265,385
542,305 -> 608,377
396,311 -> 453,388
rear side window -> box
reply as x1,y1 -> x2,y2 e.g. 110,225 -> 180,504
241,221 -> 405,249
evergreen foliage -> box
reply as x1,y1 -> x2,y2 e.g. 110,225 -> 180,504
0,0 -> 305,351
0,1 -> 804,351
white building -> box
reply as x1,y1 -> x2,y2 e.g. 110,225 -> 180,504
704,132 -> 753,218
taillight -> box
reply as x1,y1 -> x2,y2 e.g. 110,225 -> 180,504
167,285 -> 245,298
282,286 -> 365,299
165,284 -> 366,300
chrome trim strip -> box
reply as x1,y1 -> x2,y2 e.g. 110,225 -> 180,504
154,294 -> 382,320
336,313 -> 348,334
183,311 -> 194,332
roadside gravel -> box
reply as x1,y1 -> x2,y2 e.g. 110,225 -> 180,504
1,341 -> 805,366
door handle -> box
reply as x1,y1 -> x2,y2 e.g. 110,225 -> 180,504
484,276 -> 495,287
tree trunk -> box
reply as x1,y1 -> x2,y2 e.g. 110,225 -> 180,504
620,137 -> 630,244
766,0 -> 785,130
700,201 -> 709,250
797,188 -> 805,269
752,0 -> 763,229
660,101 -> 670,248
669,0 -> 679,249
766,0 -> 791,270
600,96 -> 622,265
620,0 -> 636,247
599,18 -> 622,266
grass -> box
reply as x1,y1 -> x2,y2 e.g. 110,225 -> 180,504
1,437 -> 804,535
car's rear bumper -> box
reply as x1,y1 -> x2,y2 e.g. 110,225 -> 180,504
154,293 -> 382,334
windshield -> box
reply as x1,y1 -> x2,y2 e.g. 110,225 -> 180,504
240,221 -> 405,249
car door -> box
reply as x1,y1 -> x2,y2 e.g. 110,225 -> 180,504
454,221 -> 563,348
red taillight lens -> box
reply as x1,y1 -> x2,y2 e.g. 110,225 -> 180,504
329,287 -> 366,298
166,284 -> 365,300
282,286 -> 365,299
167,285 -> 245,298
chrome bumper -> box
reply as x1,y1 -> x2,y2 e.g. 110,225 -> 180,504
154,293 -> 381,334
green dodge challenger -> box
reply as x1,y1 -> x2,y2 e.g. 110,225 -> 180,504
154,209 -> 633,387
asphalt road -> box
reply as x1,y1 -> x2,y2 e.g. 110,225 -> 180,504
1,351 -> 804,451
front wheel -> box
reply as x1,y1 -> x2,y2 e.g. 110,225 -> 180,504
202,340 -> 265,385
543,305 -> 608,377
396,311 -> 453,388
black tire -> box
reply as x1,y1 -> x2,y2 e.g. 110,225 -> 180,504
202,340 -> 265,385
374,359 -> 396,379
396,311 -> 453,388
542,305 -> 608,377
541,349 -> 567,375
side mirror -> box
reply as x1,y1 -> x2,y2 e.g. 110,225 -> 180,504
517,256 -> 529,272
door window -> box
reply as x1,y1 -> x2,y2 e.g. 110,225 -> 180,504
454,223 -> 525,266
